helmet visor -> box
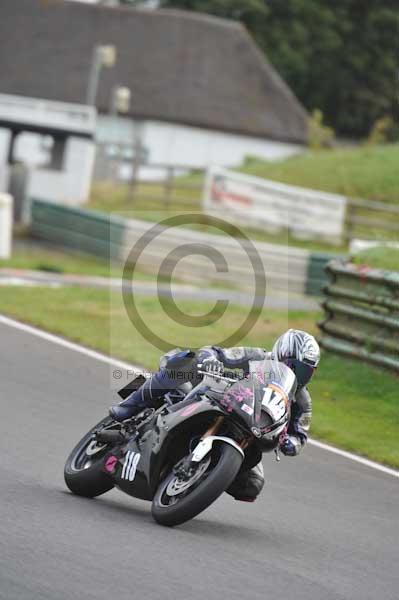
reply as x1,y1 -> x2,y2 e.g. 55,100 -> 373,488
286,359 -> 315,386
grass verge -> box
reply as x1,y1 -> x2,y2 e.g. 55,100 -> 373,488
351,247 -> 399,272
0,245 -> 116,277
0,286 -> 397,468
0,243 -> 172,282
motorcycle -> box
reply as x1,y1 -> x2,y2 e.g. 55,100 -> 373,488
64,358 -> 296,527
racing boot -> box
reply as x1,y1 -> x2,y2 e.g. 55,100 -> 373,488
110,350 -> 196,421
109,388 -> 149,421
226,462 -> 265,502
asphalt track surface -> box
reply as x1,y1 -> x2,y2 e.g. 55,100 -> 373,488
1,319 -> 398,600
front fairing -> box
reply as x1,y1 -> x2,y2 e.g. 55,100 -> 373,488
146,398 -> 226,493
106,398 -> 225,500
218,359 -> 296,437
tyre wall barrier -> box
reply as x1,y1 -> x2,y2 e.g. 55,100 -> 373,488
30,199 -> 337,296
319,260 -> 399,371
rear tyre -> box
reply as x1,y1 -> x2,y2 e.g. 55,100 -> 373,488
152,442 -> 243,527
64,417 -> 115,498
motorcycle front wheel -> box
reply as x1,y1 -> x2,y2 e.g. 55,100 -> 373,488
152,442 -> 243,527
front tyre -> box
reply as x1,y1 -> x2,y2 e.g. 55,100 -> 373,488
64,417 -> 115,498
152,442 -> 243,527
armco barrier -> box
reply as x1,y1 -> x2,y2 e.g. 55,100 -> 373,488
30,199 -> 336,296
31,199 -> 126,260
319,260 -> 399,371
305,252 -> 338,296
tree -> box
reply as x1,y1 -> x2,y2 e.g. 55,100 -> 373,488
160,0 -> 399,137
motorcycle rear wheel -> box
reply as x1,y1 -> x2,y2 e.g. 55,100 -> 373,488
64,417 -> 115,498
152,442 -> 243,527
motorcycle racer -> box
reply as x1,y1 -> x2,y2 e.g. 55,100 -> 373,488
110,330 -> 320,502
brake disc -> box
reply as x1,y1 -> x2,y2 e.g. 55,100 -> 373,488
166,457 -> 211,497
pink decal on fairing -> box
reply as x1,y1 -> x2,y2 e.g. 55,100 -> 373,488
253,367 -> 266,385
104,455 -> 118,473
180,404 -> 199,417
221,384 -> 254,413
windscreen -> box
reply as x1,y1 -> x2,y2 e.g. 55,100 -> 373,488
248,358 -> 297,399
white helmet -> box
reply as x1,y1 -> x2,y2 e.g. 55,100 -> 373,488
272,329 -> 320,386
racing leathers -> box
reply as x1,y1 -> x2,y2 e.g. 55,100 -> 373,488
110,346 -> 313,502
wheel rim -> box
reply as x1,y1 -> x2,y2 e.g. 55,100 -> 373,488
70,419 -> 118,472
71,438 -> 108,471
159,456 -> 211,507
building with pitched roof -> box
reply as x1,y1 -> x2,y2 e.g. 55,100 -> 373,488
0,0 -> 308,202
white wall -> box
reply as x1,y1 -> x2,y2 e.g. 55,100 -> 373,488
96,116 -> 304,171
146,120 -> 303,166
28,138 -> 96,205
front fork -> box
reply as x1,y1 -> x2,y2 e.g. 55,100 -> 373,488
201,416 -> 250,451
203,417 -> 282,461
175,416 -> 246,480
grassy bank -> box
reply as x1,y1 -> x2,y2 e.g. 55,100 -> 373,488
0,285 -> 397,468
241,144 -> 399,204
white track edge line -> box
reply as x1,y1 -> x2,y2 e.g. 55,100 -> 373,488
1,313 -> 398,479
0,314 -> 140,372
308,439 -> 398,478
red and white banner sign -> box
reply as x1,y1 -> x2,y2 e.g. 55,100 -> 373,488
203,166 -> 347,243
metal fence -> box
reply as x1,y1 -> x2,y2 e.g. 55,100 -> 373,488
319,260 -> 399,371
345,197 -> 399,243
